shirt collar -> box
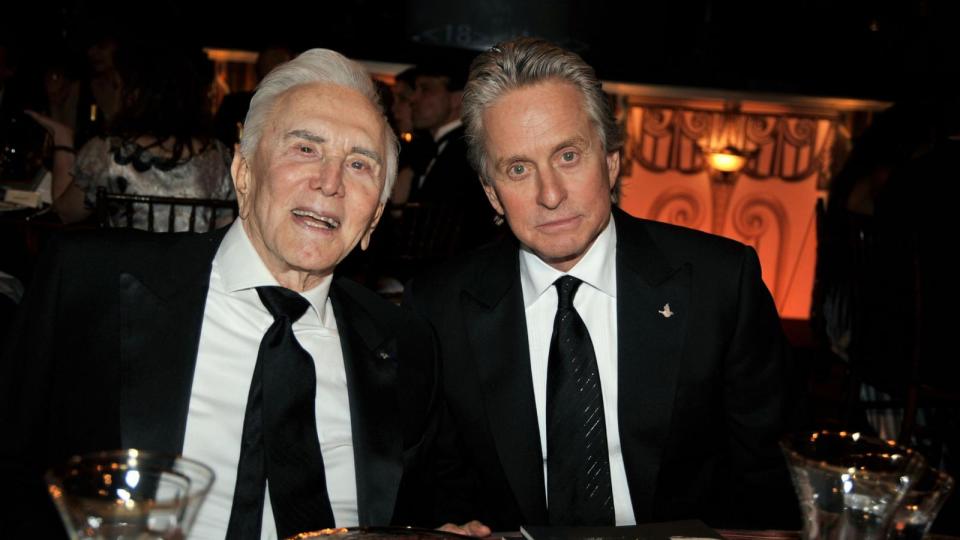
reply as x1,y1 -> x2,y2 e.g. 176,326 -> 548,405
433,119 -> 463,143
215,220 -> 334,327
519,214 -> 617,308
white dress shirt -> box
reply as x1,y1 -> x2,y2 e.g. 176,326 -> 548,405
182,221 -> 357,539
519,216 -> 637,526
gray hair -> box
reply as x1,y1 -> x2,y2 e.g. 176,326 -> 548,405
462,38 -> 623,194
239,48 -> 398,203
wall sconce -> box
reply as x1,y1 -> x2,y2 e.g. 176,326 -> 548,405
699,106 -> 753,234
699,101 -> 752,180
704,145 -> 749,174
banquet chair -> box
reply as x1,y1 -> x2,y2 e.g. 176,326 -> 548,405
95,187 -> 238,233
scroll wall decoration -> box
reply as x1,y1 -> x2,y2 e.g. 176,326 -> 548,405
623,104 -> 842,186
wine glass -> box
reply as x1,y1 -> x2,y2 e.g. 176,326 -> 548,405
46,449 -> 215,540
781,430 -> 927,540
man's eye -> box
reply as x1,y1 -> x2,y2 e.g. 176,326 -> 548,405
510,163 -> 526,176
349,160 -> 369,171
560,150 -> 579,163
298,145 -> 314,154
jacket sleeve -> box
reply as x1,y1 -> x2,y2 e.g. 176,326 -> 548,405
718,244 -> 801,528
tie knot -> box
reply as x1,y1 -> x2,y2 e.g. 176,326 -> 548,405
256,286 -> 310,322
554,275 -> 583,310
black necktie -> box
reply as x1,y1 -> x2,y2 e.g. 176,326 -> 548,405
226,286 -> 335,539
546,275 -> 615,525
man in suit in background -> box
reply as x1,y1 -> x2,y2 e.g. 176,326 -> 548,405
2,49 -> 438,539
405,38 -> 798,531
407,59 -> 498,251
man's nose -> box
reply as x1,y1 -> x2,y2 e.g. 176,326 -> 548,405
309,159 -> 345,196
537,167 -> 567,209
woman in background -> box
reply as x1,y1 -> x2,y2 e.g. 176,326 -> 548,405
29,42 -> 233,232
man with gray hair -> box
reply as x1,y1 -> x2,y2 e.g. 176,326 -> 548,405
2,48 -> 438,539
405,38 -> 797,530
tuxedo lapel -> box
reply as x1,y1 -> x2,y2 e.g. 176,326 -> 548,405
613,210 -> 690,522
462,238 -> 548,524
330,281 -> 402,526
117,230 -> 226,454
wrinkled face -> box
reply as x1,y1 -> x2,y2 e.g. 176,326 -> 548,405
410,75 -> 458,132
232,82 -> 387,289
481,80 -> 620,272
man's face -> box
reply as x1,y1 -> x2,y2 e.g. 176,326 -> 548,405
232,82 -> 387,289
410,75 -> 459,132
480,80 -> 620,272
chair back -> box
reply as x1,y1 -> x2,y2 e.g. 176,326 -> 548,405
95,187 -> 238,233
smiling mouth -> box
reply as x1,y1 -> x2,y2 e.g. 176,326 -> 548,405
292,209 -> 340,230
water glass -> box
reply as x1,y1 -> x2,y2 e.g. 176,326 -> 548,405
781,430 -> 927,540
46,449 -> 215,540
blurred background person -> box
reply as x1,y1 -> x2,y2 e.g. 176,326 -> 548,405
388,67 -> 434,205
72,29 -> 123,149
214,45 -> 292,149
28,41 -> 233,231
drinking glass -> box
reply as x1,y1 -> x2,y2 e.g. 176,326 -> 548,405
46,449 -> 215,540
889,466 -> 955,540
781,430 -> 927,540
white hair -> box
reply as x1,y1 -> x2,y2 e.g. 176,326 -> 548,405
239,48 -> 398,202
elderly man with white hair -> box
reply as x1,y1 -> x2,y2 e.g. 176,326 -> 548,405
1,49 -> 439,539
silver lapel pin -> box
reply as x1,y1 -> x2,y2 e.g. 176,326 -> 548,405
658,303 -> 674,318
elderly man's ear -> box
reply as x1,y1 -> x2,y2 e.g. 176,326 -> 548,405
360,203 -> 386,251
231,152 -> 252,219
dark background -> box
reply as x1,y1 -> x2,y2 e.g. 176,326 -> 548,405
3,0 -> 957,101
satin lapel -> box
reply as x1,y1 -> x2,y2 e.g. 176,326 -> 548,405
462,239 -> 548,524
613,210 -> 690,523
118,229 -> 226,454
330,281 -> 401,526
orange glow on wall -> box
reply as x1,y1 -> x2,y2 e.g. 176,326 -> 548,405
608,86 -> 889,320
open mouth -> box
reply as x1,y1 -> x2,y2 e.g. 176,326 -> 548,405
292,209 -> 340,230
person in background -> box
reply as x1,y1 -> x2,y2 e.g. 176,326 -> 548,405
28,42 -> 234,231
72,30 -> 123,148
406,57 -> 499,251
387,67 -> 434,205
215,45 -> 292,149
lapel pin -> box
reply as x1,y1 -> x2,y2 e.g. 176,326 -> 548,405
658,303 -> 674,318
377,351 -> 390,360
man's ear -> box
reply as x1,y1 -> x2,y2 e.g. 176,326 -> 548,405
231,152 -> 252,219
360,202 -> 386,251
481,178 -> 505,217
606,150 -> 621,189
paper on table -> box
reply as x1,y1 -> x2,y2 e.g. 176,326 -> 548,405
37,170 -> 53,204
2,188 -> 42,208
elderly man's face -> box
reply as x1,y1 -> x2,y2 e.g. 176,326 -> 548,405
232,82 -> 387,290
480,80 -> 619,272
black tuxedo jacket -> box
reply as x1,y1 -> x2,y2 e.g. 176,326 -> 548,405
408,125 -> 498,250
1,227 -> 439,537
404,208 -> 798,530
